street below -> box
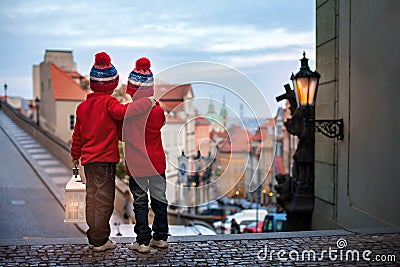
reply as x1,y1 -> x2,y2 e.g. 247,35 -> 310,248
0,125 -> 83,239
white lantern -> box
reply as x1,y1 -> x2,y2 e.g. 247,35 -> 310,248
64,167 -> 86,223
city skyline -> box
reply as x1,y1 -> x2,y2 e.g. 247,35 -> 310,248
0,0 -> 315,116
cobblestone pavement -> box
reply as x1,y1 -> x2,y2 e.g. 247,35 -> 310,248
0,232 -> 399,266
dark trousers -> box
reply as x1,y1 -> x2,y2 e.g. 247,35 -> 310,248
129,173 -> 168,245
84,162 -> 116,247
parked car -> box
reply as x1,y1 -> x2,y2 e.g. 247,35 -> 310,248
262,213 -> 287,232
200,207 -> 237,222
198,200 -> 220,212
238,199 -> 252,209
242,221 -> 264,233
214,209 -> 268,234
112,220 -> 217,237
217,196 -> 231,205
249,202 -> 267,210
238,219 -> 257,233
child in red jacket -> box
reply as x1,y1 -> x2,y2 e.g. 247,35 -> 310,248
121,57 -> 168,253
71,52 -> 154,252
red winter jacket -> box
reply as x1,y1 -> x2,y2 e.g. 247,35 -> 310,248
71,92 -> 152,165
120,101 -> 166,177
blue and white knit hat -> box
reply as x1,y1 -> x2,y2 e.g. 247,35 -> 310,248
89,52 -> 119,92
126,57 -> 154,99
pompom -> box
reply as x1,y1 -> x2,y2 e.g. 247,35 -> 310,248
136,57 -> 151,70
94,52 -> 111,67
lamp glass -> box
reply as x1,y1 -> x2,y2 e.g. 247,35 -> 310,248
308,77 -> 319,106
293,77 -> 309,107
293,76 -> 318,107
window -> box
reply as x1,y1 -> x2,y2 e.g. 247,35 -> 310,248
69,115 -> 75,130
277,125 -> 283,136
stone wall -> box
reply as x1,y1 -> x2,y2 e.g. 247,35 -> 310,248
313,0 -> 400,229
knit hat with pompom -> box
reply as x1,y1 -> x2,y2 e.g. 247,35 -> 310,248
89,52 -> 119,92
126,57 -> 154,100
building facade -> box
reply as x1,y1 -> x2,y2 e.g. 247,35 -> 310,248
155,84 -> 196,204
32,50 -> 88,143
313,0 -> 400,229
218,125 -> 251,199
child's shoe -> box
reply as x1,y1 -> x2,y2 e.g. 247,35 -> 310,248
129,242 -> 151,253
93,239 -> 117,252
149,238 -> 168,248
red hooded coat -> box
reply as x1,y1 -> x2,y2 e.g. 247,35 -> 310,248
121,101 -> 166,177
71,92 -> 152,165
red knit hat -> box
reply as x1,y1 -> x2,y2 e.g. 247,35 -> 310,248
90,52 -> 119,92
126,57 -> 154,100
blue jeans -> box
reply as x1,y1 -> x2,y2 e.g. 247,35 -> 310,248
84,162 -> 116,247
129,173 -> 168,245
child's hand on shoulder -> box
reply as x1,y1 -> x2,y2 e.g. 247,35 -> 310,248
148,96 -> 157,107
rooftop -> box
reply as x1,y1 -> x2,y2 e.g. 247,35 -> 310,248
154,84 -> 192,101
51,64 -> 89,101
219,125 -> 251,153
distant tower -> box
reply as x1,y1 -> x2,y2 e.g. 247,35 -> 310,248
220,96 -> 228,127
206,97 -> 224,132
207,98 -> 215,114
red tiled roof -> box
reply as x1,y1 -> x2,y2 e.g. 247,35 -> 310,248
165,114 -> 186,124
211,129 -> 228,139
195,116 -> 211,125
51,64 -> 89,101
219,126 -> 250,153
154,84 -> 191,100
274,156 -> 285,174
159,101 -> 183,113
260,118 -> 275,128
65,70 -> 85,80
252,131 -> 262,141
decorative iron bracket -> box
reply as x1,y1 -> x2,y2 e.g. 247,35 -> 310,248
314,119 -> 344,140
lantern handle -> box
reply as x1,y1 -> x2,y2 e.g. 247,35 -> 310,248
72,167 -> 79,178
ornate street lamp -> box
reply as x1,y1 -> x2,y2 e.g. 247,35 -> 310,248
275,52 -> 344,231
285,52 -> 344,140
35,97 -> 40,127
4,83 -> 7,102
291,52 -> 320,108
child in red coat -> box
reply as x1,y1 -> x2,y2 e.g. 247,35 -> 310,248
122,57 -> 169,253
71,52 -> 154,252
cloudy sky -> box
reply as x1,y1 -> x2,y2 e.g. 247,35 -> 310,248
0,0 -> 315,117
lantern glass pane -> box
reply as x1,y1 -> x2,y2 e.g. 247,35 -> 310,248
294,77 -> 310,107
308,77 -> 318,106
64,175 -> 87,223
